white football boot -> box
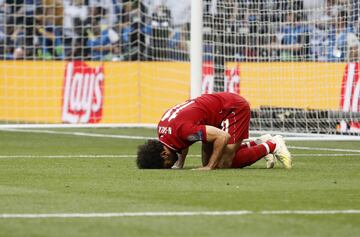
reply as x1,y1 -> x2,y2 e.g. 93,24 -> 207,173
255,134 -> 276,169
271,135 -> 292,169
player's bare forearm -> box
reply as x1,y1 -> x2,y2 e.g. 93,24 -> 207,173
205,135 -> 229,168
201,126 -> 230,169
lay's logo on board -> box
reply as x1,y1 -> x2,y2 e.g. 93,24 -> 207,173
62,61 -> 104,124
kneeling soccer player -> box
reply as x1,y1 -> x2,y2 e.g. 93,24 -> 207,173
137,92 -> 292,170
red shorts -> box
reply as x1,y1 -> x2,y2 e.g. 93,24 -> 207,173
220,102 -> 250,144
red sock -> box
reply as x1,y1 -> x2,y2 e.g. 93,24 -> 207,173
264,141 -> 276,153
231,141 -> 276,168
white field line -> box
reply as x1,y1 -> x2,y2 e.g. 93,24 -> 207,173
0,128 -> 156,140
0,155 -> 137,159
3,128 -> 360,142
0,124 -> 157,129
0,210 -> 360,219
292,153 -> 360,157
250,130 -> 360,140
288,146 -> 360,153
0,154 -> 201,159
283,137 -> 360,141
1,124 -> 360,140
1,154 -> 360,159
1,128 -> 359,154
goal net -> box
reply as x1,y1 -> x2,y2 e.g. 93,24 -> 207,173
0,0 -> 191,127
0,0 -> 359,138
202,0 -> 360,136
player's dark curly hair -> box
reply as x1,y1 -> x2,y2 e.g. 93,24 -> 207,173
137,139 -> 165,169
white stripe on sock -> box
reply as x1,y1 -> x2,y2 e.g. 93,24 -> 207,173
262,143 -> 270,154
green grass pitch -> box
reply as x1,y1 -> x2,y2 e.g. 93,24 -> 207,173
0,127 -> 359,237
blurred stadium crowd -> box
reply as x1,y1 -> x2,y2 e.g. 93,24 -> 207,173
0,0 -> 359,62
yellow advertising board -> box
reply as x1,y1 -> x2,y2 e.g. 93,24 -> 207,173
227,62 -> 346,110
139,62 -> 190,123
0,61 -> 189,124
0,61 -> 65,123
0,61 -> 347,124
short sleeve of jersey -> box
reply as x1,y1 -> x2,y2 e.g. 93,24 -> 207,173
178,123 -> 207,143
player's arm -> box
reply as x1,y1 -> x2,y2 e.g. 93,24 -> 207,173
172,148 -> 189,169
198,125 -> 230,170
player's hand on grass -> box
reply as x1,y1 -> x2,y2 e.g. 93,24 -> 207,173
172,149 -> 187,169
171,161 -> 183,169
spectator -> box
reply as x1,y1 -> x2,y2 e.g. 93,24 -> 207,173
0,0 -> 5,41
332,9 -> 359,62
2,1 -> 28,60
316,8 -> 359,62
119,0 -> 136,60
145,0 -> 191,61
347,32 -> 360,62
87,6 -> 120,61
36,0 -> 64,59
307,0 -> 337,61
149,4 -> 172,60
63,0 -> 90,59
167,23 -> 189,61
0,0 -> 357,62
308,23 -> 328,61
120,0 -> 149,60
0,1 -> 5,59
303,0 -> 326,22
89,0 -> 119,28
5,0 -> 40,58
277,8 -> 308,61
349,0 -> 360,23
145,0 -> 190,27
10,25 -> 25,59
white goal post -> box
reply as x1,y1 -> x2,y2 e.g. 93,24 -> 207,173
190,0 -> 203,99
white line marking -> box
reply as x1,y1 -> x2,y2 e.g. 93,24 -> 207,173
1,128 -> 359,154
288,146 -> 360,153
292,154 -> 360,157
0,155 -> 136,159
0,155 -> 199,159
0,124 -> 157,129
3,128 -> 360,144
1,154 -> 359,160
0,128 -> 156,140
260,210 -> 360,215
0,210 -> 359,219
1,125 -> 360,140
251,130 -> 360,140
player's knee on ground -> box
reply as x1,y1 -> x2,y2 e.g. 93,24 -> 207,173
217,143 -> 242,168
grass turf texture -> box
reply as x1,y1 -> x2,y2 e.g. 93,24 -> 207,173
0,128 -> 359,237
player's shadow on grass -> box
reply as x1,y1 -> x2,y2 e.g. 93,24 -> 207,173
180,166 -> 275,170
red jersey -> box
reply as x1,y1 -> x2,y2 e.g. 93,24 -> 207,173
158,92 -> 250,152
